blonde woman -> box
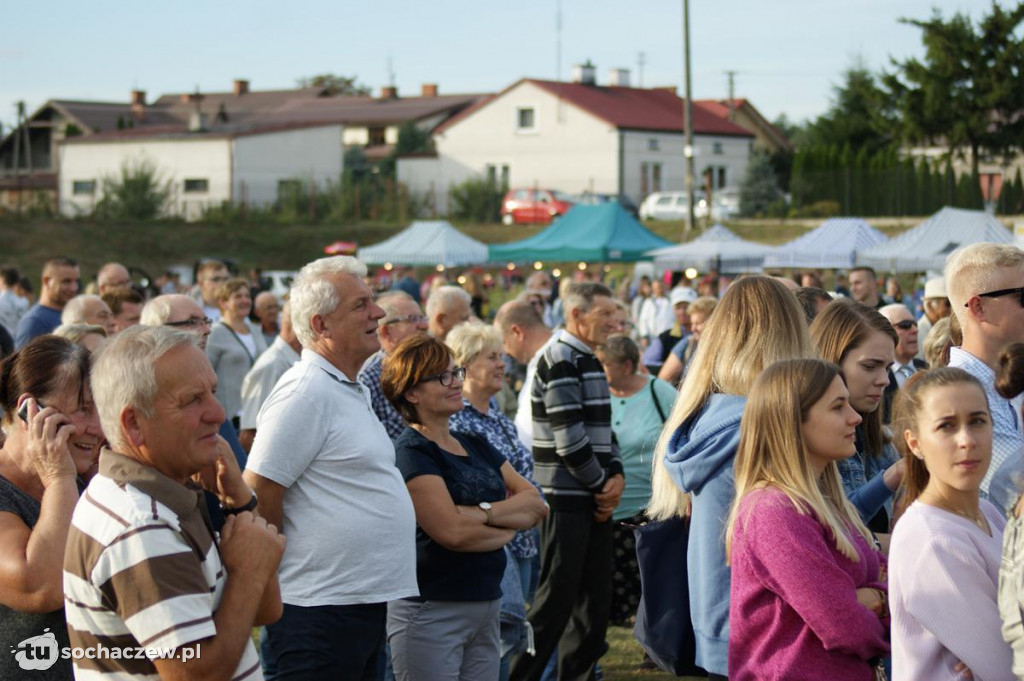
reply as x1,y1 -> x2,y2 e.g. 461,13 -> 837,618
726,359 -> 889,681
648,276 -> 814,679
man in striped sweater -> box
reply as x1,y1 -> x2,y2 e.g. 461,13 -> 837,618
63,325 -> 285,680
511,282 -> 625,681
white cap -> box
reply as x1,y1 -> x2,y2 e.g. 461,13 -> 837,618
923,276 -> 947,299
670,287 -> 698,307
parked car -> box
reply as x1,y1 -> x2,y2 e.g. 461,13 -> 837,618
573,192 -> 640,218
710,187 -> 741,220
501,188 -> 575,225
639,191 -> 709,221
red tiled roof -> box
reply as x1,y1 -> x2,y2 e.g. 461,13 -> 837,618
435,79 -> 753,137
529,80 -> 753,136
695,98 -> 792,150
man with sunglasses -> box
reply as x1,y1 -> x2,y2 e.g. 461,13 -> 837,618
880,303 -> 929,423
358,291 -> 429,440
945,242 -> 1024,512
244,256 -> 417,680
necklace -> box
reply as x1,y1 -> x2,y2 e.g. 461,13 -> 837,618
922,496 -> 989,534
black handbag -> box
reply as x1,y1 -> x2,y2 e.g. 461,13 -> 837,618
632,514 -> 706,677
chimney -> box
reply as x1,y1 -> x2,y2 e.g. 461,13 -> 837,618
572,60 -> 596,86
608,69 -> 630,87
381,86 -> 398,99
421,83 -> 438,98
130,90 -> 146,122
187,90 -> 206,132
233,79 -> 250,96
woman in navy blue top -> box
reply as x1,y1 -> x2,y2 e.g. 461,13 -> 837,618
382,334 -> 548,681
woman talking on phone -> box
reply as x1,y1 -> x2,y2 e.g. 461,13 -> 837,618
0,335 -> 104,681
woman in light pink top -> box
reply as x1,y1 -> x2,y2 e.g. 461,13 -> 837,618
889,367 -> 1014,681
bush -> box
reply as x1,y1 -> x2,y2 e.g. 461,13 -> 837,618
450,178 -> 502,222
95,159 -> 172,221
790,200 -> 841,218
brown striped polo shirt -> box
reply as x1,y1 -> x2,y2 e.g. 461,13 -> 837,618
62,449 -> 262,680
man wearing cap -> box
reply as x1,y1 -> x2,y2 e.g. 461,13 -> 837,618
916,276 -> 951,360
642,286 -> 697,374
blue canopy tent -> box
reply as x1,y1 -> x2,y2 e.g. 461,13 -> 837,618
358,220 -> 490,266
857,207 -> 1012,273
646,223 -> 772,272
762,218 -> 889,269
488,203 -> 673,263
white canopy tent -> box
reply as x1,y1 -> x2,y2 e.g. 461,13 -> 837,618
763,218 -> 889,269
857,207 -> 1012,273
357,220 -> 490,266
646,223 -> 773,272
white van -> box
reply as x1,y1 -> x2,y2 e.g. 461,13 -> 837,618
639,191 -> 709,221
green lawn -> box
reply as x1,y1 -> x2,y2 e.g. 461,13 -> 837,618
602,625 -> 705,680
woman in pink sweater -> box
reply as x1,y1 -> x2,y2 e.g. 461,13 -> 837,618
726,359 -> 890,681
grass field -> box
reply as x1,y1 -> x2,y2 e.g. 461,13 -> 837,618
603,625 -> 705,680
0,214 -> 970,288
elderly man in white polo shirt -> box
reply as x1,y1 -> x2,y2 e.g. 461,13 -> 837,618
243,256 -> 418,680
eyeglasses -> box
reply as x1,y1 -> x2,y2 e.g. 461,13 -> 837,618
205,275 -> 229,284
420,367 -> 466,387
970,286 -> 1024,307
384,314 -> 428,326
164,316 -> 213,329
892,320 -> 917,331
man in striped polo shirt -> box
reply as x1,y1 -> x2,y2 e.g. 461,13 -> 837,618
63,325 -> 285,679
511,282 -> 625,681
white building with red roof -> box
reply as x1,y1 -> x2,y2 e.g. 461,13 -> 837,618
398,65 -> 758,214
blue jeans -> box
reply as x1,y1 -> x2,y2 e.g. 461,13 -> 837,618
262,602 -> 385,681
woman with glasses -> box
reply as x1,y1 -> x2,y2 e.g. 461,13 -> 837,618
0,335 -> 105,681
206,278 -> 266,430
381,334 -> 548,681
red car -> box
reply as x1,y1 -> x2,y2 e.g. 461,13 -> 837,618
500,188 -> 574,225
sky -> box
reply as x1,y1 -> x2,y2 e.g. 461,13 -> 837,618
1,0 -> 988,133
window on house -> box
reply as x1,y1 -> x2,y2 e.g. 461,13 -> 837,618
648,139 -> 659,151
713,141 -> 724,155
652,164 -> 662,192
72,180 -> 96,195
717,167 -> 727,189
183,179 -> 209,193
368,127 -> 386,146
517,107 -> 536,131
641,163 -> 663,196
485,164 -> 510,189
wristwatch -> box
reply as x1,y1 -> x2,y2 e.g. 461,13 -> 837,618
478,501 -> 494,526
222,490 -> 258,515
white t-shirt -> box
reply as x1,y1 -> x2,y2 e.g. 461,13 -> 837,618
239,336 -> 301,430
246,349 -> 418,606
514,334 -> 557,450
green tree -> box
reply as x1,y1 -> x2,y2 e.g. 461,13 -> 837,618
378,121 -> 434,177
739,150 -> 780,217
297,73 -> 372,96
804,61 -> 896,153
884,3 -> 1024,176
95,159 -> 171,221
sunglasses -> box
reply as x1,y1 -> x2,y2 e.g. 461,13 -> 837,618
383,314 -> 428,326
164,316 -> 213,329
970,286 -> 1024,307
420,367 -> 466,387
892,320 -> 917,331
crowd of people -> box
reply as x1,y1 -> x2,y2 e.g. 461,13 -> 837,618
2,245 -> 1024,681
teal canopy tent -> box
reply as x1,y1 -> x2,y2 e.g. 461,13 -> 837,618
488,203 -> 673,263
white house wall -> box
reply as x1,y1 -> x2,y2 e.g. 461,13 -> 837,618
426,81 -> 619,211
58,138 -> 231,219
620,131 -> 750,200
232,125 -> 343,205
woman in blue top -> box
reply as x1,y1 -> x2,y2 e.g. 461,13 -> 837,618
811,298 -> 905,542
382,334 -> 548,681
648,276 -> 815,680
596,334 -> 677,627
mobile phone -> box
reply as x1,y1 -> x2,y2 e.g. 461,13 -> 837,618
17,398 -> 45,423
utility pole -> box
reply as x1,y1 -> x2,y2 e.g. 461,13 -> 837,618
725,70 -> 737,121
682,0 -> 695,234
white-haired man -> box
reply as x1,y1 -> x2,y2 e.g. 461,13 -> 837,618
239,300 -> 302,451
96,261 -> 132,295
510,282 -> 624,681
426,285 -> 472,341
945,242 -> 1024,512
61,293 -> 116,335
63,325 -> 285,679
243,256 -> 417,679
916,276 -> 951,360
357,291 -> 429,440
